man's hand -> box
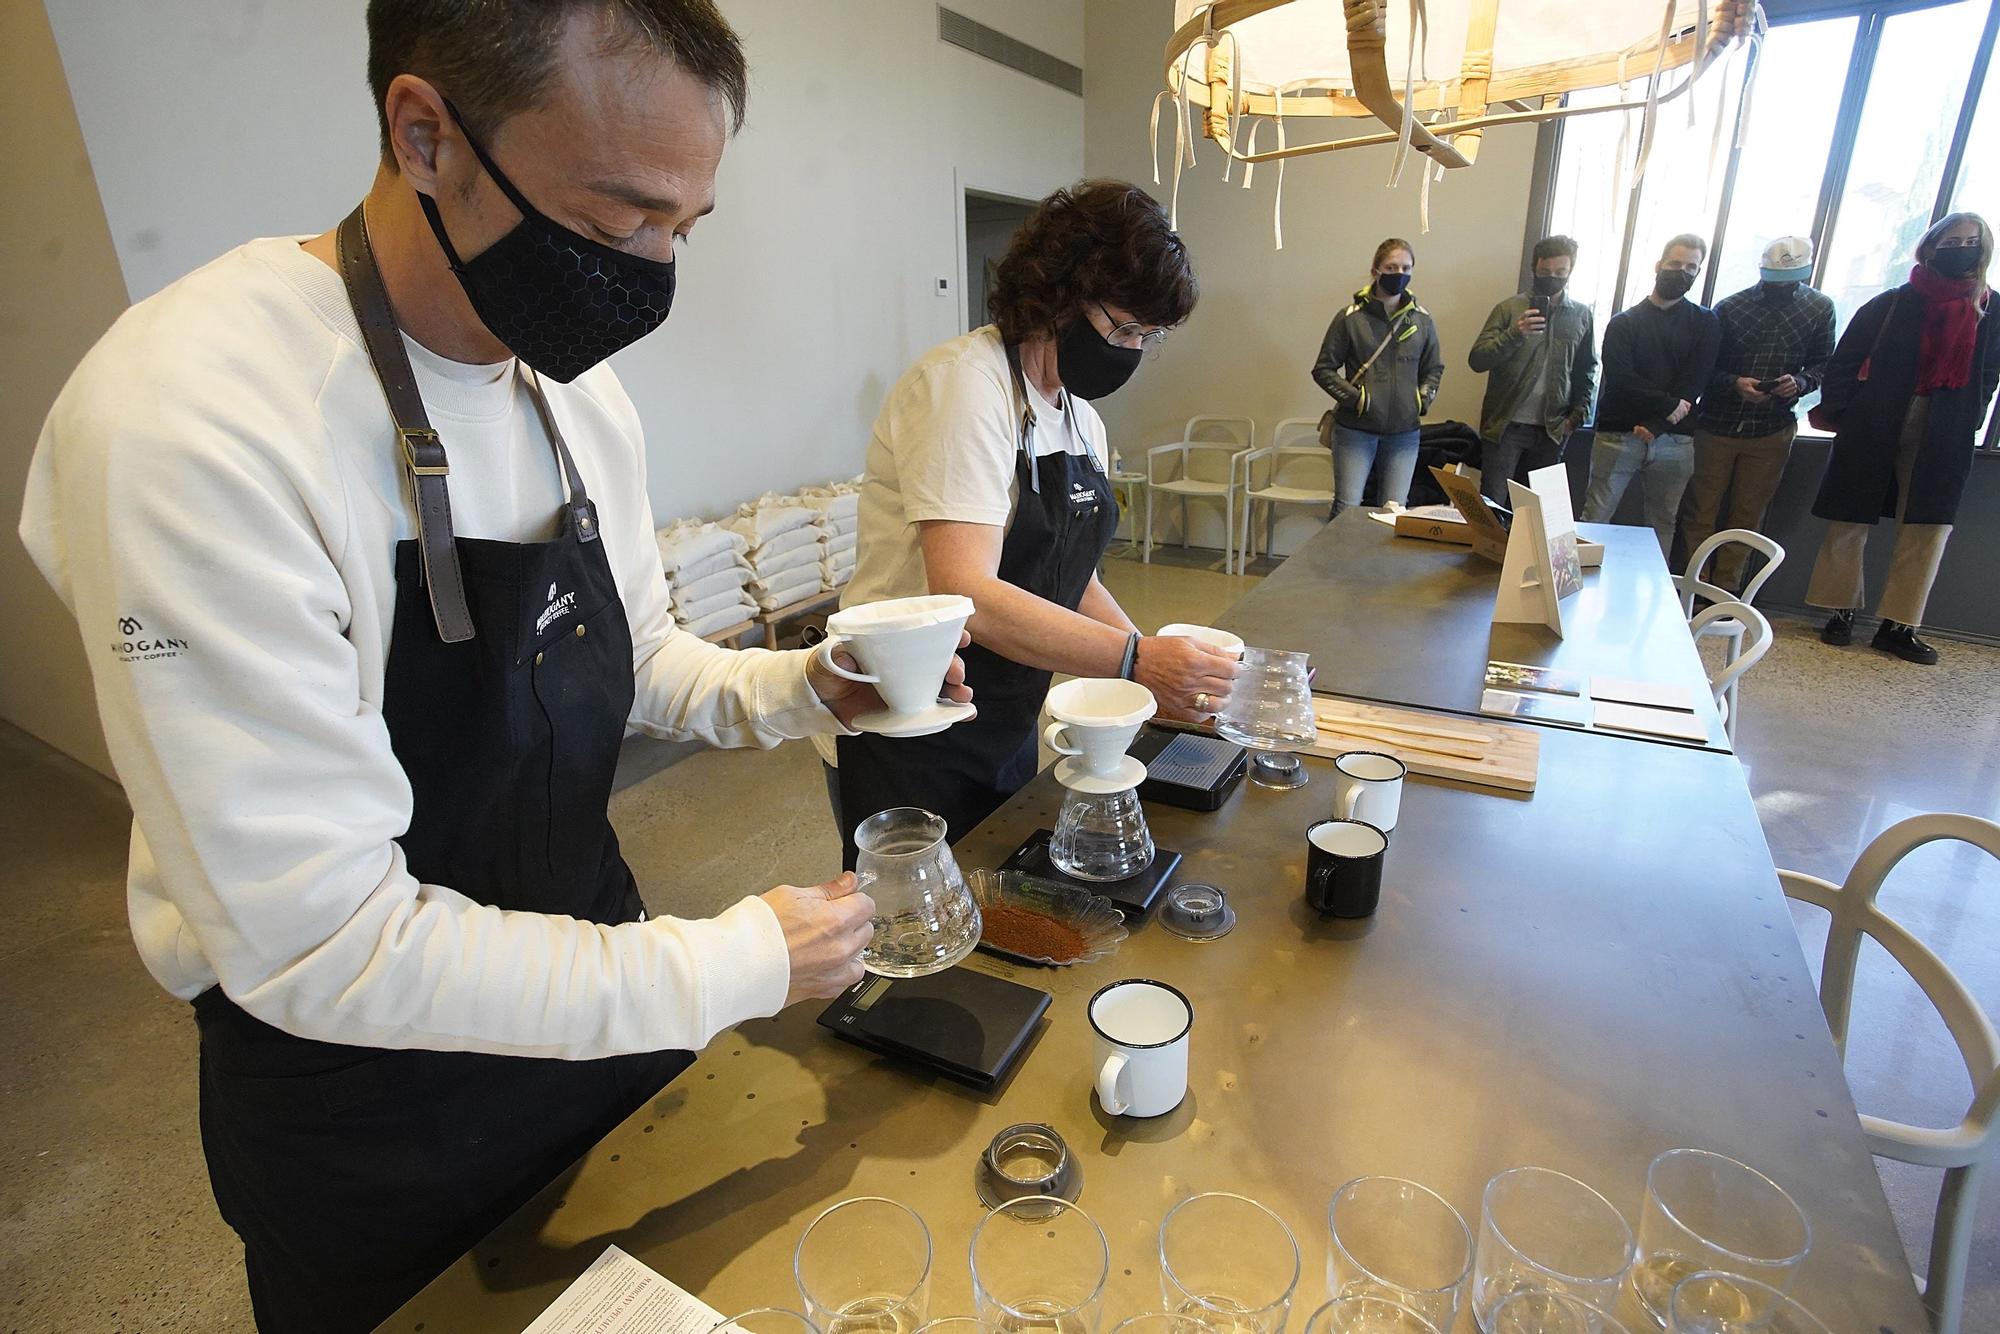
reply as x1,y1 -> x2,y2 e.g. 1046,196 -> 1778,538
1634,424 -> 1657,444
763,874 -> 876,1006
1772,374 -> 1803,399
1667,399 -> 1693,425
1514,309 -> 1548,336
808,631 -> 973,726
1135,637 -> 1242,723
1557,412 -> 1582,443
1735,376 -> 1771,404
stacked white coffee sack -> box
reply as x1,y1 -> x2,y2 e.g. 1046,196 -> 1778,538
655,518 -> 754,637
728,493 -> 828,612
801,480 -> 860,591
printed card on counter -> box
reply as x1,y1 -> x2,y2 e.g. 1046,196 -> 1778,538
1480,687 -> 1589,727
1592,699 -> 1709,743
524,1245 -> 724,1334
1485,661 -> 1584,697
1590,676 -> 1698,713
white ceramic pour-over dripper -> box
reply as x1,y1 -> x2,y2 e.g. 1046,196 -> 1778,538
820,595 -> 974,717
1156,622 -> 1246,658
1043,678 -> 1156,780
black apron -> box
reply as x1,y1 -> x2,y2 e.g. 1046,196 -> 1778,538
193,206 -> 686,1333
835,345 -> 1118,868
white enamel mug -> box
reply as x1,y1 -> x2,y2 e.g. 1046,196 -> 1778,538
821,595 -> 973,716
1089,978 -> 1192,1118
1332,750 -> 1406,834
1043,678 -> 1157,778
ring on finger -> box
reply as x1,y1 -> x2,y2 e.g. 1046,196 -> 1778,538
1195,692 -> 1214,713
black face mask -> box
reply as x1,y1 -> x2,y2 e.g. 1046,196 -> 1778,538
1760,279 -> 1801,297
1654,268 -> 1697,302
1532,274 -> 1568,297
1374,271 -> 1412,298
418,101 -> 675,383
1930,246 -> 1982,279
1055,311 -> 1144,400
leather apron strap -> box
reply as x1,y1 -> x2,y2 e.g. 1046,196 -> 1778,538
336,204 -> 477,643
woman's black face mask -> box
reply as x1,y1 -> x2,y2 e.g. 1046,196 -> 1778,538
1056,307 -> 1144,400
418,100 -> 676,383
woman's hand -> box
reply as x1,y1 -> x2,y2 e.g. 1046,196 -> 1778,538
1134,637 -> 1242,723
807,631 -> 974,726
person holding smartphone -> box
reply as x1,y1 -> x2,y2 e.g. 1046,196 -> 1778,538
1679,236 -> 1835,594
1468,235 -> 1599,505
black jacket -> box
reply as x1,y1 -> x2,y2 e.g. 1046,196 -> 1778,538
1812,284 -> 2000,527
1312,285 -> 1445,435
1595,298 -> 1721,438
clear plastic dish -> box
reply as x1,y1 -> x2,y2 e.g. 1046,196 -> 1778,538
968,869 -> 1129,967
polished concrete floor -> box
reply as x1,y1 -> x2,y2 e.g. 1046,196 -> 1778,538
2,545 -> 1996,1332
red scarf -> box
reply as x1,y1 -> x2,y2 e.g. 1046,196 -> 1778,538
1908,262 -> 1982,394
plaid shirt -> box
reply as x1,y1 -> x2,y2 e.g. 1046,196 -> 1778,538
1692,283 -> 1837,438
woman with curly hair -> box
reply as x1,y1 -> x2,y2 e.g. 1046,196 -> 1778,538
819,180 -> 1234,867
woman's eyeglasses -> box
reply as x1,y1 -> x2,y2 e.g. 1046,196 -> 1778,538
1097,303 -> 1170,357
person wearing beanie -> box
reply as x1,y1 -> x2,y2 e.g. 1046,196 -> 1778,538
1679,236 -> 1836,593
1807,212 -> 2000,664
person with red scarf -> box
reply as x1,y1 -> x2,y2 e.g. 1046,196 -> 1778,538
1807,213 -> 2000,663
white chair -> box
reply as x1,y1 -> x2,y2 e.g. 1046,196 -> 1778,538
1234,417 -> 1335,574
1690,599 -> 1771,745
1779,813 -> 2000,1334
1106,447 -> 1148,555
1679,529 -> 1784,732
1144,414 -> 1255,567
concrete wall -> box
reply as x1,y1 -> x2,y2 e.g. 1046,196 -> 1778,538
1082,0 -> 1539,557
0,0 -> 128,777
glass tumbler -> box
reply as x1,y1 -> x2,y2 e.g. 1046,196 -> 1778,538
1050,785 -> 1155,881
853,807 -> 981,977
1667,1271 -> 1832,1334
794,1197 -> 933,1334
969,1196 -> 1109,1334
1110,1317 -> 1221,1334
1302,1296 -> 1440,1334
1327,1176 -> 1472,1331
1487,1290 -> 1636,1333
1630,1150 -> 1810,1327
1472,1168 -> 1634,1327
1160,1192 -> 1302,1334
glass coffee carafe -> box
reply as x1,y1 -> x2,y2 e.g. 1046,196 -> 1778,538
853,807 -> 982,977
1215,647 -> 1319,789
1050,784 -> 1155,882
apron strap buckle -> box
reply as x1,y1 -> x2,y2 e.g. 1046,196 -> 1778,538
400,428 -> 450,477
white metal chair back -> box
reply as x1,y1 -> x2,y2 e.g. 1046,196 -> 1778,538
1780,813 -> 2000,1334
1270,416 -> 1322,452
1233,440 -> 1334,574
1184,413 -> 1254,449
1689,600 -> 1771,744
1677,527 -> 1786,615
1142,415 -> 1257,568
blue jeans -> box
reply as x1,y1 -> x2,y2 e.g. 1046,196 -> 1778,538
1331,425 -> 1421,517
1582,430 -> 1695,556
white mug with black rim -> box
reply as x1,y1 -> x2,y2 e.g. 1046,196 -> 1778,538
1088,978 -> 1192,1118
1332,750 -> 1406,834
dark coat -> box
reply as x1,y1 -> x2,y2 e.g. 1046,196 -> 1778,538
1812,283 -> 2000,526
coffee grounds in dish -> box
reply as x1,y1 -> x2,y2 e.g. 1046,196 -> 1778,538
981,903 -> 1090,962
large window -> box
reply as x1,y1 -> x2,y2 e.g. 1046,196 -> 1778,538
1543,0 -> 2000,445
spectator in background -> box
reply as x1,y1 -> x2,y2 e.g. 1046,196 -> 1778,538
1312,237 -> 1444,516
1807,212 -> 2000,665
1679,236 -> 1835,594
1468,234 -> 1598,505
1582,234 -> 1721,554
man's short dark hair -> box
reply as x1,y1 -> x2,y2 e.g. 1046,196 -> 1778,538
989,181 -> 1198,346
367,0 -> 747,163
1532,235 -> 1577,265
1661,232 -> 1708,262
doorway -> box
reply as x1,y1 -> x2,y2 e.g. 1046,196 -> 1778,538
963,190 -> 1036,332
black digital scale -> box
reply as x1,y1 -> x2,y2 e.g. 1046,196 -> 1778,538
1127,726 -> 1248,812
818,966 -> 1050,1091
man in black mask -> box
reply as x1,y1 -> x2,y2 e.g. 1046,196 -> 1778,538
1679,236 -> 1836,593
1468,234 -> 1599,504
20,3 -> 970,1329
1582,233 -> 1722,555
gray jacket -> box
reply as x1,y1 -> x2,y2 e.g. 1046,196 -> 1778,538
1311,286 -> 1444,436
1468,293 -> 1598,444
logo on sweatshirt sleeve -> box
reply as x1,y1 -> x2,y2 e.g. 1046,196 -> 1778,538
110,615 -> 190,664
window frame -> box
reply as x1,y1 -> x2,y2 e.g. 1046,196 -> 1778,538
1530,0 -> 2000,449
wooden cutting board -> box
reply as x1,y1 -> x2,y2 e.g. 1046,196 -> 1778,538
1306,696 -> 1540,793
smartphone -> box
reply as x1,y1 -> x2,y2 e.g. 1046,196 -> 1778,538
1754,377 -> 1781,393
1529,295 -> 1552,318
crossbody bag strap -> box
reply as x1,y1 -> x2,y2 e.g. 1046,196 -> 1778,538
1352,309 -> 1405,380
335,204 -> 476,644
